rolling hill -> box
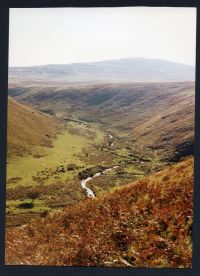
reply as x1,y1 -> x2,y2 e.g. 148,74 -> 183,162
6,157 -> 193,267
6,57 -> 195,268
7,97 -> 61,159
9,57 -> 195,84
8,81 -> 195,162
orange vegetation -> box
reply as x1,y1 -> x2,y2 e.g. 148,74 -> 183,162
6,157 -> 193,267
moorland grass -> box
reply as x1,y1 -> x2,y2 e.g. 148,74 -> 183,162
6,157 -> 193,267
7,130 -> 93,188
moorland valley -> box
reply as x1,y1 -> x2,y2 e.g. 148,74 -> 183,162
6,58 -> 194,267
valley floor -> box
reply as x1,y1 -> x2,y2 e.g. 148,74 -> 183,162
6,104 -> 193,268
6,120 -> 164,227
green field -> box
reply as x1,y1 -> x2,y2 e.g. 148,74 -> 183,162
6,123 -> 106,224
6,119 -> 165,227
7,123 -> 105,188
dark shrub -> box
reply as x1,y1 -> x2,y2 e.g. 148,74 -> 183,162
18,202 -> 34,209
27,190 -> 41,202
67,164 -> 79,171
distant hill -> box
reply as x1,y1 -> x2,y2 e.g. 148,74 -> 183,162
6,157 -> 193,267
9,57 -> 195,83
7,97 -> 61,159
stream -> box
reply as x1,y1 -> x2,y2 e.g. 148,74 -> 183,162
80,165 -> 119,198
80,134 -> 118,198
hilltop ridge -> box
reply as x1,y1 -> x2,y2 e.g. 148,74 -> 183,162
9,57 -> 195,83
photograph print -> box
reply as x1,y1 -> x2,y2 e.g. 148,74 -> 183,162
6,7 -> 196,267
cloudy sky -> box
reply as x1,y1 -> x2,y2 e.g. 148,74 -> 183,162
9,7 -> 196,67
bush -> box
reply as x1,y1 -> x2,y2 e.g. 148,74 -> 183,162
67,164 -> 79,171
27,189 -> 41,202
18,202 -> 34,209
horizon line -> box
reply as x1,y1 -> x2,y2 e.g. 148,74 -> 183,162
9,56 -> 195,68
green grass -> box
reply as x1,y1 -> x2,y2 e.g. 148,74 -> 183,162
6,198 -> 51,214
6,123 -> 107,226
6,120 -> 167,227
65,121 -> 106,143
6,129 -> 97,188
124,166 -> 144,175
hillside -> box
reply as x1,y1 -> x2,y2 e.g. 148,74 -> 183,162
6,157 -> 193,267
9,57 -> 195,83
7,97 -> 61,159
8,81 -> 195,161
6,59 -> 194,268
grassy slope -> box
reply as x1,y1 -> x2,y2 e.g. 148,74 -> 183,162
132,88 -> 194,161
7,130 -> 89,188
7,97 -> 61,159
6,118 -> 107,227
6,157 -> 193,267
9,82 -> 194,161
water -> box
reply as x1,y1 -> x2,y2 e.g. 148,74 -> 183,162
80,165 -> 119,198
80,177 -> 95,198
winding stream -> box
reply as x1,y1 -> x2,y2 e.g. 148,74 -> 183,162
80,165 -> 119,198
80,134 -> 119,198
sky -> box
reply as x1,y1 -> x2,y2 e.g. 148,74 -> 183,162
9,7 -> 196,67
